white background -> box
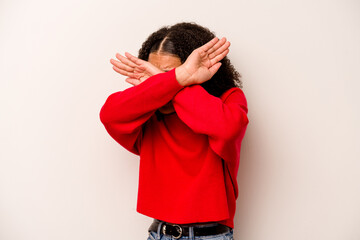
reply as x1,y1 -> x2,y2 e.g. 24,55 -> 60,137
1,0 -> 359,239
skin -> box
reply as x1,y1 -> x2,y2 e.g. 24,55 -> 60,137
148,52 -> 182,114
109,37 -> 231,114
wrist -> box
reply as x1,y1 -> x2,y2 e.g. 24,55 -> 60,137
175,65 -> 191,86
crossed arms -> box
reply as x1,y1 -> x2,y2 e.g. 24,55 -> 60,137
99,37 -> 249,161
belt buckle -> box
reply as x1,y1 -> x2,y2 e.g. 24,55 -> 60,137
162,223 -> 183,239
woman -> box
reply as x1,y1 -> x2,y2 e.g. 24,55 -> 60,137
100,22 -> 249,240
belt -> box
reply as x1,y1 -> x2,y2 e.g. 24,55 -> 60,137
148,219 -> 231,239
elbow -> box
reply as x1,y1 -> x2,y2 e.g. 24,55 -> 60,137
99,103 -> 118,125
99,92 -> 121,124
221,113 -> 249,141
99,105 -> 110,124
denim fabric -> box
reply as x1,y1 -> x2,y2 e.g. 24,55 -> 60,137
146,221 -> 234,240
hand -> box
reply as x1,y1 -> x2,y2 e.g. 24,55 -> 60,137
175,37 -> 230,86
110,52 -> 163,86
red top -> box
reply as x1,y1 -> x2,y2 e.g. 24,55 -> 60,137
99,69 -> 249,229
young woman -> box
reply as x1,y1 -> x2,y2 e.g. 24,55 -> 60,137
100,22 -> 249,240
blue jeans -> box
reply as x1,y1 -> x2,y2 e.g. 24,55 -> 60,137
146,221 -> 234,240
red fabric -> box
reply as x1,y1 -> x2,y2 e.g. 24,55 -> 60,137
99,68 -> 249,229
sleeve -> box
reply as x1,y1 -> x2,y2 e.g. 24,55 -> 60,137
171,84 -> 249,163
99,68 -> 184,155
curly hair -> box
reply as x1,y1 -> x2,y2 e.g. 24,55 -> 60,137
138,22 -> 243,97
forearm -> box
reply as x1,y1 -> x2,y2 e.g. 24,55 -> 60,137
172,85 -> 249,140
100,68 -> 183,127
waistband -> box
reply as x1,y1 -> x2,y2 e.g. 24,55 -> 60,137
148,219 -> 231,239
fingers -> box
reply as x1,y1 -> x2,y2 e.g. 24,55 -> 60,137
207,37 -> 227,55
110,58 -> 135,73
200,37 -> 229,55
200,37 -> 220,52
198,36 -> 230,67
111,52 -> 145,78
111,52 -> 150,85
208,38 -> 230,59
125,52 -> 144,66
134,65 -> 146,73
210,49 -> 229,66
112,65 -> 137,78
125,78 -> 141,86
208,62 -> 222,77
116,53 -> 137,68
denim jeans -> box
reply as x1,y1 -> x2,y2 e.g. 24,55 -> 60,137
146,221 -> 234,240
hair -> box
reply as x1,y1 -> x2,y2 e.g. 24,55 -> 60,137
138,22 -> 243,97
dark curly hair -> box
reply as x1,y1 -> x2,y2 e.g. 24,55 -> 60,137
138,22 -> 243,97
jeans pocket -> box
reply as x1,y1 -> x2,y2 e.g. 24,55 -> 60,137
199,232 -> 232,240
147,231 -> 157,240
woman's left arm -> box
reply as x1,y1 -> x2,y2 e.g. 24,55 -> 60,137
172,84 -> 249,141
172,85 -> 249,163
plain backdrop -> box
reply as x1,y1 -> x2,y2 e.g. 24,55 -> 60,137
1,0 -> 359,239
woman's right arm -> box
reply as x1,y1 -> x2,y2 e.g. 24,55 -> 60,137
99,69 -> 183,155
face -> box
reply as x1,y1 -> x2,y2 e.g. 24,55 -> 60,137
148,52 -> 182,114
148,52 -> 182,72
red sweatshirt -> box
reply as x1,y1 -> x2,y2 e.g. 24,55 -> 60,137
99,68 -> 249,229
